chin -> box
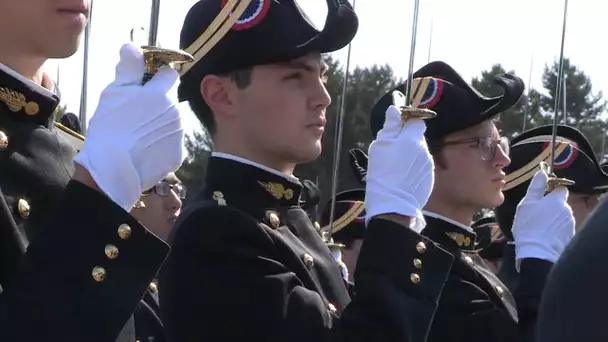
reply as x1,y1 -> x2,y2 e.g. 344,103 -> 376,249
295,143 -> 322,164
47,37 -> 83,59
487,191 -> 505,208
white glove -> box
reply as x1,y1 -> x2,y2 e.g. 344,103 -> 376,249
513,166 -> 575,270
74,43 -> 187,211
365,101 -> 434,233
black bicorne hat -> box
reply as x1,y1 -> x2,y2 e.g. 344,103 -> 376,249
369,61 -> 525,140
503,125 -> 608,196
178,0 -> 359,102
472,216 -> 505,260
320,189 -> 366,245
59,113 -> 82,135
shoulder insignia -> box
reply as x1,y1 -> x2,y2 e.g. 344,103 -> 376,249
258,181 -> 294,200
212,191 -> 227,206
0,87 -> 39,115
54,121 -> 84,151
445,232 -> 472,247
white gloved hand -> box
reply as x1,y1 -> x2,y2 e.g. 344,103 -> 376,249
513,166 -> 575,270
74,43 -> 187,211
365,102 -> 434,233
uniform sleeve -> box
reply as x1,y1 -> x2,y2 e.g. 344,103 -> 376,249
0,180 -> 170,342
426,257 -> 551,342
160,207 -> 454,342
425,273 -> 521,342
513,258 -> 553,342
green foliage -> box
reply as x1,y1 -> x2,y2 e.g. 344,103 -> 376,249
472,58 -> 607,159
175,129 -> 212,204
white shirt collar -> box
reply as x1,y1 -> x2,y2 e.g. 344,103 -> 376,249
211,152 -> 299,183
423,210 -> 474,233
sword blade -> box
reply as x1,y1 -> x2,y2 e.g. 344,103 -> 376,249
549,0 -> 569,175
325,0 -> 357,240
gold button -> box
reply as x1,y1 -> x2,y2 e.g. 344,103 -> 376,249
328,303 -> 337,314
0,131 -> 8,150
24,101 -> 39,115
495,285 -> 504,297
266,210 -> 280,229
92,266 -> 106,282
104,244 -> 119,259
17,199 -> 30,219
410,273 -> 421,284
463,255 -> 474,266
416,241 -> 427,254
302,253 -> 314,268
149,282 -> 158,293
314,221 -> 321,231
118,224 -> 132,240
413,258 -> 422,269
212,191 -> 227,206
284,188 -> 294,200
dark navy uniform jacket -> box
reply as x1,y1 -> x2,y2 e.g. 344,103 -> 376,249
0,63 -> 169,342
422,213 -> 552,342
160,155 -> 457,342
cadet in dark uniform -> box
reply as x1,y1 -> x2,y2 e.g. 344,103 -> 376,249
495,125 -> 608,291
369,61 -> 574,342
160,1 -> 456,341
319,189 -> 366,284
0,15 -> 186,340
130,173 -> 186,342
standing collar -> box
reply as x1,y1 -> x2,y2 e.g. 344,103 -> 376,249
422,210 -> 478,251
0,62 -> 59,127
203,155 -> 303,219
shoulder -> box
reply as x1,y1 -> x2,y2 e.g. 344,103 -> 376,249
171,200 -> 276,251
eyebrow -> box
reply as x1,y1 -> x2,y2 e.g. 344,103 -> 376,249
283,56 -> 327,74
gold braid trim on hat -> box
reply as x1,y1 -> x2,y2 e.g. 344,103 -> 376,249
178,0 -> 253,76
320,201 -> 365,235
503,141 -> 568,191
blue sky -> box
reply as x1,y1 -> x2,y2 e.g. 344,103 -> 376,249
44,0 -> 608,135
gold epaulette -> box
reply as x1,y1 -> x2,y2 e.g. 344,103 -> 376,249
54,121 -> 84,151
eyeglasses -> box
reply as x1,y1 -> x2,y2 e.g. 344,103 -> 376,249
143,181 -> 187,200
441,136 -> 510,161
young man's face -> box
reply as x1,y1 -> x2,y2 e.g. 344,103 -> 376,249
131,173 -> 184,241
434,120 -> 511,210
211,52 -> 331,167
0,0 -> 88,59
568,191 -> 602,231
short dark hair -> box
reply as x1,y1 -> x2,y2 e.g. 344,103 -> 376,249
185,68 -> 253,135
427,139 -> 448,169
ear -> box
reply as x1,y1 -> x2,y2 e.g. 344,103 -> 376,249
200,75 -> 235,119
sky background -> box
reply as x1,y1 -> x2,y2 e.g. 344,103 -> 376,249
44,0 -> 608,135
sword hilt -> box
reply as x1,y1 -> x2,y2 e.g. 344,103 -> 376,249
540,161 -> 575,195
141,46 -> 193,85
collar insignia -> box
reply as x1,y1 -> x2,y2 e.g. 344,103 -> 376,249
258,181 -> 294,200
0,87 -> 39,115
445,232 -> 472,247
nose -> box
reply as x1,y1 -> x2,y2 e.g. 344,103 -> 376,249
493,144 -> 511,169
311,77 -> 331,112
165,190 -> 183,213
